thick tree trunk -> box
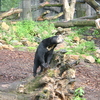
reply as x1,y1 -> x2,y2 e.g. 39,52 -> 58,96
21,0 -> 32,20
0,0 -> 1,11
54,19 -> 95,28
63,0 -> 76,21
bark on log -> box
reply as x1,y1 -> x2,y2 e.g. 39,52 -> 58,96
0,8 -> 22,20
44,12 -> 63,20
77,15 -> 100,19
37,10 -> 50,21
54,19 -> 95,28
85,0 -> 100,14
32,3 -> 63,10
37,12 -> 63,21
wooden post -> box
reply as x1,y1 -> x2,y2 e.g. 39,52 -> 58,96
21,0 -> 32,20
0,0 -> 1,11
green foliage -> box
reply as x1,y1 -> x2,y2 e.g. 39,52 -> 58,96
47,69 -> 55,77
26,75 -> 43,92
36,21 -> 55,39
15,20 -> 36,41
73,41 -> 95,54
72,26 -> 99,37
72,87 -> 86,100
65,28 -> 96,55
72,27 -> 90,35
96,58 -> 100,64
66,40 -> 96,55
15,20 -> 55,41
1,0 -> 21,11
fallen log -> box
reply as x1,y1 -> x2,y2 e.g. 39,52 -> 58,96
54,19 -> 95,28
37,12 -> 63,21
37,10 -> 50,21
0,8 -> 23,20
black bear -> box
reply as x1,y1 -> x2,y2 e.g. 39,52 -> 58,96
33,35 -> 63,77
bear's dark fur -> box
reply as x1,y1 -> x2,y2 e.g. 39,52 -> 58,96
33,35 -> 63,77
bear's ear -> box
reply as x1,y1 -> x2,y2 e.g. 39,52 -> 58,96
56,35 -> 63,43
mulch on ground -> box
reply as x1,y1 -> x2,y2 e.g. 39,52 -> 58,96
0,49 -> 100,100
0,50 -> 34,83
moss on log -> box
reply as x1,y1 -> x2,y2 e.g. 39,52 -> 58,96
54,19 -> 95,28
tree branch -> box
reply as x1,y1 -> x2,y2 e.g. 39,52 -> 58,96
0,8 -> 22,20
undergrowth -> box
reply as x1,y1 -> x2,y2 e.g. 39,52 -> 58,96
15,20 -> 55,41
0,20 -> 98,57
72,87 -> 86,100
65,31 -> 96,55
0,20 -> 56,44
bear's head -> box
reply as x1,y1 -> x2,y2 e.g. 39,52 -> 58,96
51,35 -> 63,44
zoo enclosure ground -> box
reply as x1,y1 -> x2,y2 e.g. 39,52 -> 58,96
0,37 -> 100,100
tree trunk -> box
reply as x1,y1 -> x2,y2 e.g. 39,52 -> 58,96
21,0 -> 32,20
32,0 -> 40,20
0,0 -> 1,11
63,0 -> 76,21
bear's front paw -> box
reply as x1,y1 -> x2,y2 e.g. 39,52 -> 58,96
42,63 -> 50,68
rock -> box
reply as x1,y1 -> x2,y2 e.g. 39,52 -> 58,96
21,39 -> 37,47
96,49 -> 100,54
0,39 -> 6,44
0,43 -> 3,50
84,56 -> 95,63
32,42 -> 38,47
80,39 -> 86,43
73,36 -> 80,43
94,49 -> 100,58
2,44 -> 13,50
86,36 -> 93,40
55,42 -> 66,51
57,27 -> 64,32
18,84 -> 25,93
42,31 -> 48,35
8,45 -> 14,51
69,55 -> 80,60
64,28 -> 71,32
10,40 -> 22,46
51,29 -> 57,34
95,53 -> 100,58
67,68 -> 76,79
2,44 -> 9,49
21,40 -> 31,46
81,54 -> 87,58
1,22 -> 10,30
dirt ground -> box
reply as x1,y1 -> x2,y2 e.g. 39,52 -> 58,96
0,37 -> 100,100
0,50 -> 34,83
0,49 -> 100,100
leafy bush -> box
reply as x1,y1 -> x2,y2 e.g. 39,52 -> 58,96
15,20 -> 55,41
72,26 -> 99,37
65,30 -> 96,55
72,87 -> 86,100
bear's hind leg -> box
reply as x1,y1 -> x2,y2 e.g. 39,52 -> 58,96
33,62 -> 39,77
